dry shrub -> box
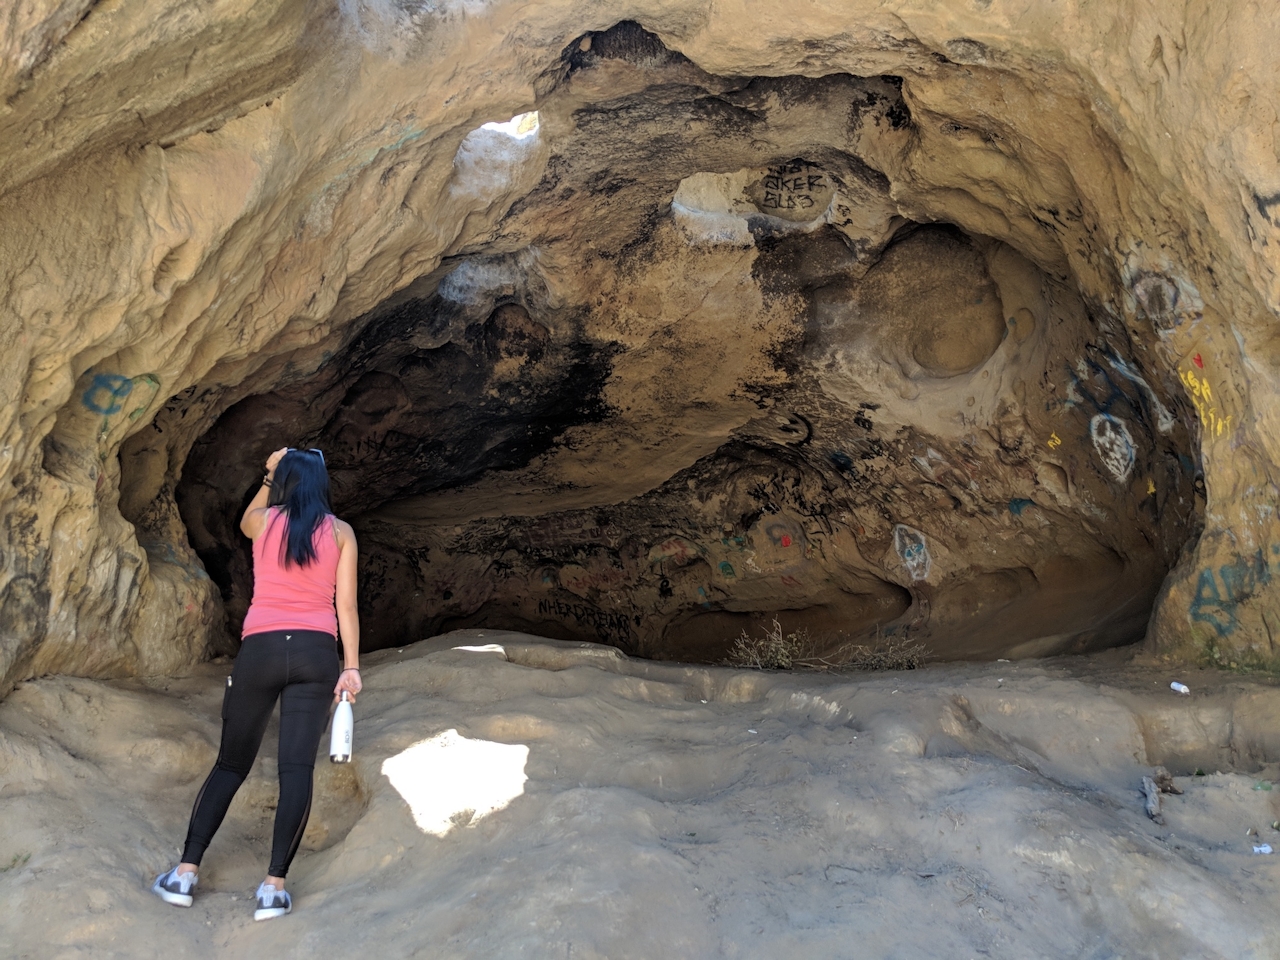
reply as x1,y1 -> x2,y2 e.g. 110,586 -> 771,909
726,619 -> 808,670
726,620 -> 927,672
824,634 -> 928,671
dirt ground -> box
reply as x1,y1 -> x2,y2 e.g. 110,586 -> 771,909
3,631 -> 1279,959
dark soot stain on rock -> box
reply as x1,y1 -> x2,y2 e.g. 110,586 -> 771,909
175,293 -> 619,639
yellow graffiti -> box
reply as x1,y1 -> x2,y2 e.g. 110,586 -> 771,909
1146,478 -> 1156,495
1180,367 -> 1211,403
1180,368 -> 1232,438
1047,432 -> 1062,450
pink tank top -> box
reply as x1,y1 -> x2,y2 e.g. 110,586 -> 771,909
242,507 -> 340,638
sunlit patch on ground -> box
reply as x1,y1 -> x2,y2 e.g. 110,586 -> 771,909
452,643 -> 507,655
381,728 -> 529,836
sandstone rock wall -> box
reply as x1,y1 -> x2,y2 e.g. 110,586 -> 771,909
1,1 -> 1277,689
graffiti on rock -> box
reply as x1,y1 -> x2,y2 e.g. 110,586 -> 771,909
648,536 -> 703,567
1132,273 -> 1208,340
765,521 -> 798,549
81,374 -> 134,415
81,372 -> 161,437
1179,366 -> 1233,438
535,597 -> 639,644
127,374 -> 161,420
1107,355 -> 1175,434
1090,414 -> 1135,483
1065,353 -> 1171,447
758,162 -> 828,214
558,564 -> 629,595
523,515 -> 625,551
893,524 -> 932,581
1190,547 -> 1275,636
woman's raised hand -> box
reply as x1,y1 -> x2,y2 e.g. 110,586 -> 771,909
334,667 -> 362,704
265,447 -> 289,476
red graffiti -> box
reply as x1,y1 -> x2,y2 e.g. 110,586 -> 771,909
780,535 -> 793,548
559,564 -> 629,594
648,537 -> 701,566
1192,354 -> 1204,368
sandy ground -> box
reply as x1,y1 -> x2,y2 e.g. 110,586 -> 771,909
3,631 -> 1280,959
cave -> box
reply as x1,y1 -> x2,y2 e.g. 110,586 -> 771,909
156,25 -> 1204,666
4,8 -> 1276,691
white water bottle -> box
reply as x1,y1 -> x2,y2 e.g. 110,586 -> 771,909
329,691 -> 353,763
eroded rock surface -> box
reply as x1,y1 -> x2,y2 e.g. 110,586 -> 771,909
2,4 -> 1279,684
3,634 -> 1280,958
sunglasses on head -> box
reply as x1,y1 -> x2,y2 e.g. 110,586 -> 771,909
288,447 -> 325,465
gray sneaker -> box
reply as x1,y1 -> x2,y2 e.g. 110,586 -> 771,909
254,881 -> 292,921
152,867 -> 198,907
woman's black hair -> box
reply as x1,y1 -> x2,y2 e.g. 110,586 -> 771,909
266,449 -> 332,567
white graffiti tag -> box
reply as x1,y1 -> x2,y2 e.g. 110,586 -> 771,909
893,524 -> 932,581
1090,414 -> 1135,483
1106,356 -> 1176,434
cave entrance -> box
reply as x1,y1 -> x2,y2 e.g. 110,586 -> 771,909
165,22 -> 1202,666
173,216 -> 1200,665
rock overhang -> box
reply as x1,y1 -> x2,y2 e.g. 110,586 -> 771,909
2,6 -> 1277,688
170,25 -> 1199,662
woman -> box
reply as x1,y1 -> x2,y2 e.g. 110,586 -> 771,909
153,446 -> 362,921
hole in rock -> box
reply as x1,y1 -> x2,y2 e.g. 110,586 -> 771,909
481,111 -> 540,139
158,21 -> 1203,667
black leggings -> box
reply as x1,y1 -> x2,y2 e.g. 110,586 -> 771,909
182,630 -> 340,878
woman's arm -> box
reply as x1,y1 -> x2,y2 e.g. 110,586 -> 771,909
333,519 -> 363,703
240,447 -> 288,540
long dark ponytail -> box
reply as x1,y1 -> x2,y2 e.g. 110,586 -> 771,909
266,449 -> 332,567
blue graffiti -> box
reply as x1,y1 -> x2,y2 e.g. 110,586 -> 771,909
81,373 -> 133,415
1190,548 -> 1273,636
1008,498 -> 1034,516
1065,357 -> 1126,415
1065,350 -> 1164,435
893,524 -> 931,581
